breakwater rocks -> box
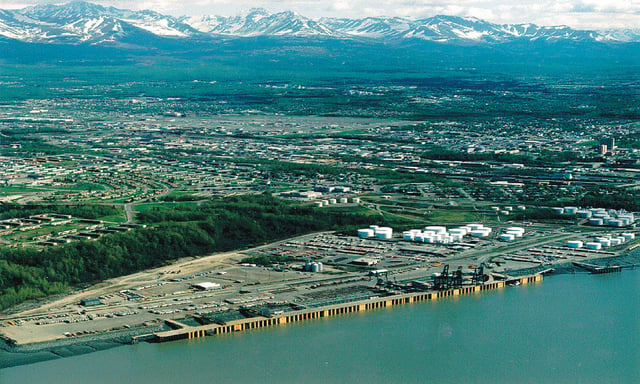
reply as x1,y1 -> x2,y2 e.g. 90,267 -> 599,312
0,323 -> 166,369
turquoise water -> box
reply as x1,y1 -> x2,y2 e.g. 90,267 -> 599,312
2,271 -> 639,383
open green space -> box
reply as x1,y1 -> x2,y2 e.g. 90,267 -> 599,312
135,201 -> 201,213
424,209 -> 481,224
55,182 -> 108,192
0,186 -> 50,195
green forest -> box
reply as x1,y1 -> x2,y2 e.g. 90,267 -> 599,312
0,194 -> 405,311
0,203 -> 119,220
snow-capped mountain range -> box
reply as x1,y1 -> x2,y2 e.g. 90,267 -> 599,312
0,1 -> 638,46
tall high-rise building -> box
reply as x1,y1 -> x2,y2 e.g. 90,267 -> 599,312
601,137 -> 615,151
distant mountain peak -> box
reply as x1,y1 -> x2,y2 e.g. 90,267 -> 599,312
0,1 -> 638,46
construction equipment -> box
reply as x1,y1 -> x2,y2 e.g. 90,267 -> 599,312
432,264 -> 449,290
450,266 -> 463,288
471,263 -> 487,285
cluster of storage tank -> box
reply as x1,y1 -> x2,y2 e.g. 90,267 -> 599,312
498,227 -> 526,242
303,260 -> 324,272
357,225 -> 393,240
401,223 -> 493,244
491,205 -> 526,216
554,207 -> 636,227
316,197 -> 360,208
567,233 -> 635,249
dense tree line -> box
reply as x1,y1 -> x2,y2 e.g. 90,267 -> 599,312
579,189 -> 640,211
0,135 -> 66,156
422,146 -> 581,166
0,194 -> 399,311
0,203 -> 119,220
508,208 -> 572,221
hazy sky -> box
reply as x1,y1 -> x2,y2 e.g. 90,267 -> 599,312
1,0 -> 639,29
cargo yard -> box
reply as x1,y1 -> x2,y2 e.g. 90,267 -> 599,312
2,218 -> 638,348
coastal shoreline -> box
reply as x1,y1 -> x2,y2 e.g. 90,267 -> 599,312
2,251 -> 638,369
0,324 -> 164,369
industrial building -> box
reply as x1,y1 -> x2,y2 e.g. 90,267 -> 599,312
191,282 -> 221,291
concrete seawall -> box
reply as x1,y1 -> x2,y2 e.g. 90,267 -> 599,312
152,274 -> 542,343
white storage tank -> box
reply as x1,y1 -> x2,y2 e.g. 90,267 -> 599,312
375,227 -> 393,240
425,226 -> 447,235
403,231 -> 415,241
577,210 -> 592,219
322,200 -> 329,206
616,236 -> 626,244
567,240 -> 583,248
622,233 -> 636,240
358,229 -> 374,238
352,197 -> 361,204
375,226 -> 392,234
517,206 -> 526,211
607,219 -> 623,227
375,231 -> 392,240
499,234 -> 516,242
504,206 -> 513,211
507,227 -> 525,234
468,224 -> 484,231
564,207 -> 578,215
374,227 -> 393,235
506,230 -> 523,238
328,198 -> 337,205
500,210 -> 510,216
339,197 -> 348,204
454,227 -> 469,236
553,207 -> 565,215
610,238 -> 622,246
315,202 -> 324,208
599,239 -> 611,248
369,225 -> 379,230
470,230 -> 489,237
589,218 -> 604,226
449,228 -> 466,237
585,242 -> 602,250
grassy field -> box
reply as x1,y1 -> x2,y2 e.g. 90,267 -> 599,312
135,201 -> 201,213
0,186 -> 49,195
99,213 -> 127,223
55,182 -> 108,192
425,209 -> 481,224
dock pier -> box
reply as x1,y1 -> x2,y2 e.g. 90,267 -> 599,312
572,262 -> 623,274
153,274 -> 542,343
